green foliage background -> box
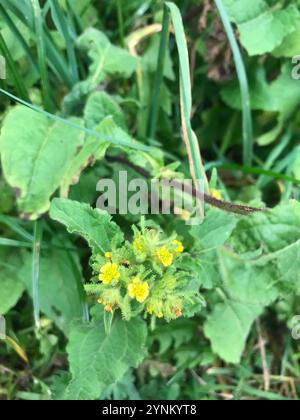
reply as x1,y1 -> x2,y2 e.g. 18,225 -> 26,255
0,0 -> 299,400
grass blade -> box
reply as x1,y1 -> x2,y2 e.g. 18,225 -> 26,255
0,33 -> 29,101
0,215 -> 33,242
257,129 -> 292,188
0,87 -> 154,153
32,220 -> 43,329
31,0 -> 53,112
165,2 -> 208,191
0,237 -> 33,248
0,4 -> 38,72
1,0 -> 73,88
49,0 -> 79,84
214,0 -> 253,166
148,4 -> 170,139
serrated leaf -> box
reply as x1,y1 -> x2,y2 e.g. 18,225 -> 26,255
233,201 -> 300,294
63,317 -> 147,400
50,198 -> 123,254
0,106 -> 84,219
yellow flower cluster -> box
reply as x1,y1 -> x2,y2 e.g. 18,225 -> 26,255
93,230 -> 188,321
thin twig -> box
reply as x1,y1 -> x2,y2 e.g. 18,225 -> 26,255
106,155 -> 267,216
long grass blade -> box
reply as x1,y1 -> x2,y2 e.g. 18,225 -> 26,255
214,0 -> 253,166
0,5 -> 38,71
0,33 -> 29,101
165,2 -> 208,191
0,237 -> 33,248
49,0 -> 79,84
0,87 -> 154,153
257,129 -> 292,188
1,0 -> 73,88
148,4 -> 170,139
31,0 -> 53,112
32,220 -> 43,329
0,215 -> 33,242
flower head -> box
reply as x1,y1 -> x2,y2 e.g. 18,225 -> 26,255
99,262 -> 120,284
105,252 -> 112,259
128,277 -> 149,303
156,246 -> 173,267
172,240 -> 184,254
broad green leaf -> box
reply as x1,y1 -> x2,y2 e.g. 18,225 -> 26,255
233,201 -> 300,294
224,0 -> 300,55
50,198 -> 123,254
59,118 -> 113,198
84,91 -> 126,130
64,28 -> 138,111
0,251 -> 25,315
222,64 -> 300,144
0,106 -> 84,219
190,208 -> 238,249
273,22 -> 300,57
204,253 -> 279,364
232,201 -> 300,254
20,244 -> 83,333
64,317 -> 147,400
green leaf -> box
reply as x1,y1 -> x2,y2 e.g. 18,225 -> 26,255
84,91 -> 126,130
204,253 -> 279,364
273,21 -> 300,57
224,0 -> 300,56
63,316 -> 147,400
233,200 -> 300,294
190,208 -> 238,249
59,118 -> 113,198
64,28 -> 138,111
0,251 -> 25,315
20,244 -> 83,333
50,198 -> 123,254
0,106 -> 84,219
222,64 -> 300,145
232,201 -> 300,254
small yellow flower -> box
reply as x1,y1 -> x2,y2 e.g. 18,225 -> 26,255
156,246 -> 173,267
133,235 -> 146,255
104,304 -> 113,312
172,240 -> 184,254
128,277 -> 149,303
211,189 -> 222,201
105,252 -> 112,259
99,262 -> 120,284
